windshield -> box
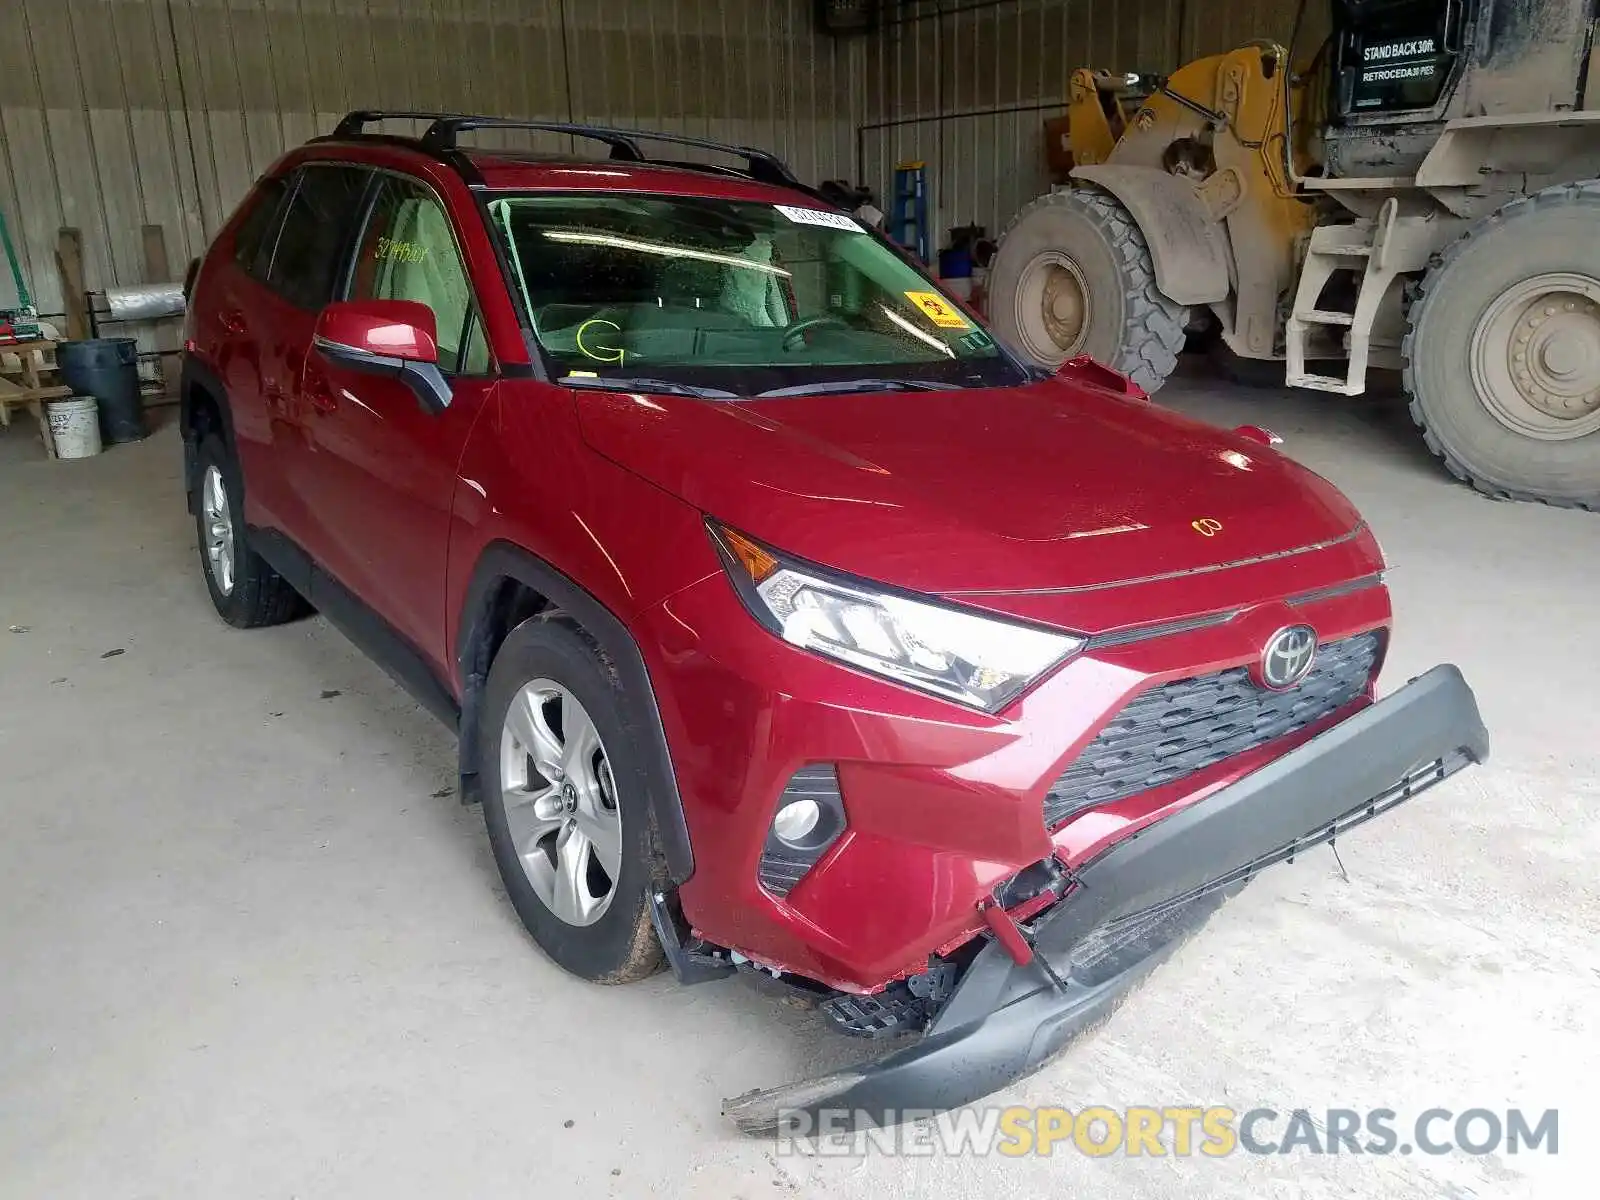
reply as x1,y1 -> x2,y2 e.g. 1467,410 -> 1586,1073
486,193 -> 1025,395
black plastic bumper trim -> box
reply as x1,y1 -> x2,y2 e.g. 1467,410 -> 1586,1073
724,663 -> 1488,1135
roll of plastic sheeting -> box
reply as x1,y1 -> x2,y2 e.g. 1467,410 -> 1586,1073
103,284 -> 185,322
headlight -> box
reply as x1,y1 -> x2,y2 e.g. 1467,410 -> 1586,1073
709,523 -> 1083,712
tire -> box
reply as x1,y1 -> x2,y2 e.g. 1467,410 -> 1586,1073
988,186 -> 1188,393
1404,182 -> 1600,509
479,615 -> 664,984
193,434 -> 307,627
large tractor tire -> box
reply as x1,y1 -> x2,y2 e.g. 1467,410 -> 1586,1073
1404,182 -> 1600,509
988,186 -> 1188,393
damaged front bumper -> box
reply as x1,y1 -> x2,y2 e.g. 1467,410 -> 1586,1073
725,663 -> 1489,1136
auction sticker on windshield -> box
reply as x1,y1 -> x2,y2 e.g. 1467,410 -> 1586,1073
904,291 -> 970,329
774,204 -> 864,232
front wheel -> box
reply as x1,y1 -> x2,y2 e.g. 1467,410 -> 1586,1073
1404,182 -> 1600,508
480,616 -> 664,983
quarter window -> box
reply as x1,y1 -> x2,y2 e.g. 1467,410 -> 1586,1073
460,316 -> 492,376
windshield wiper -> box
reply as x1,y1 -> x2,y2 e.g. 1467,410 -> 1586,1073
559,374 -> 740,400
753,378 -> 960,398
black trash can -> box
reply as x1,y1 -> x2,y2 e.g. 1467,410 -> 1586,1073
58,338 -> 144,444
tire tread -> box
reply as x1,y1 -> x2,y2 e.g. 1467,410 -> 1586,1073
996,186 -> 1188,393
1402,180 -> 1600,510
196,434 -> 307,627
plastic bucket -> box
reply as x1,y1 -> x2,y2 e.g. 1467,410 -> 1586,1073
938,246 -> 973,279
46,396 -> 102,459
57,338 -> 144,443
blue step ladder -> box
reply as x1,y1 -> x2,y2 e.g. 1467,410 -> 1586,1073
889,162 -> 929,263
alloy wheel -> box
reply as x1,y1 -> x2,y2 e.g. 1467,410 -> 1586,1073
201,464 -> 235,595
499,678 -> 623,927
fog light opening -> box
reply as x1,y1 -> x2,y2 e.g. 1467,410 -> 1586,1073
773,798 -> 822,847
758,765 -> 847,898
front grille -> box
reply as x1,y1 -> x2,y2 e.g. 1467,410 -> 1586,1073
1043,631 -> 1383,829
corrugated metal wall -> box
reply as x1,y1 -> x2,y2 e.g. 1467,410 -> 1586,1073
0,0 -> 861,315
0,0 -> 1306,321
857,0 -> 1302,244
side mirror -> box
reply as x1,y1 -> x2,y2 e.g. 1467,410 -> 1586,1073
1056,354 -> 1147,400
1234,424 -> 1283,447
313,300 -> 451,412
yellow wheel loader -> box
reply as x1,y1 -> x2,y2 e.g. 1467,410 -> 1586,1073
989,0 -> 1600,508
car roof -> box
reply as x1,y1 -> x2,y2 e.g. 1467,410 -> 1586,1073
463,149 -> 817,206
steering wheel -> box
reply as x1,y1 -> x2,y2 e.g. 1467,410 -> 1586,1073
782,315 -> 850,351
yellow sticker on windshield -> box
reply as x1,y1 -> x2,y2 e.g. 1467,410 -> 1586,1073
903,291 -> 969,329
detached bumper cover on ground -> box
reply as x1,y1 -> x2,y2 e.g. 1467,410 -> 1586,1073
725,664 -> 1490,1136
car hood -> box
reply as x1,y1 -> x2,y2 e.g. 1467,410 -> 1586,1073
576,377 -> 1368,605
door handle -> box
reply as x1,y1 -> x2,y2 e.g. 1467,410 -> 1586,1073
219,308 -> 247,335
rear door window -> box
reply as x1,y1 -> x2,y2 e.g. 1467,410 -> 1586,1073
232,176 -> 290,280
266,165 -> 371,309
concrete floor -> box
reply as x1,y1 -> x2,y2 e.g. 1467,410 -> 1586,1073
1,372 -> 1595,1198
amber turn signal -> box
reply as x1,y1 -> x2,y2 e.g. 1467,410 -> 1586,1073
717,525 -> 779,583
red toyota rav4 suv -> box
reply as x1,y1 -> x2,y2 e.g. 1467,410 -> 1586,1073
182,113 -> 1487,1130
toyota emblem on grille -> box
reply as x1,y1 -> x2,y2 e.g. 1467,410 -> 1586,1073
1260,625 -> 1318,690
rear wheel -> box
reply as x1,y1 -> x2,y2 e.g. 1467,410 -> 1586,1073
988,186 -> 1188,393
1404,182 -> 1600,508
193,434 -> 306,627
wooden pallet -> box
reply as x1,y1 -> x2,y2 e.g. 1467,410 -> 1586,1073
0,339 -> 72,459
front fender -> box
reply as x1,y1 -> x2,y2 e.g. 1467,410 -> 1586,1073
1071,164 -> 1231,305
455,542 -> 695,884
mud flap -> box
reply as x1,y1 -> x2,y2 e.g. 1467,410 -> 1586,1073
725,665 -> 1489,1135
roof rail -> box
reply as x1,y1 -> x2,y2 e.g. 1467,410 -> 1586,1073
418,117 -> 804,188
329,111 -> 463,139
323,111 -> 807,191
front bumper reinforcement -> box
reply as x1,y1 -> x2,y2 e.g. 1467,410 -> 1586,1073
724,664 -> 1489,1135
